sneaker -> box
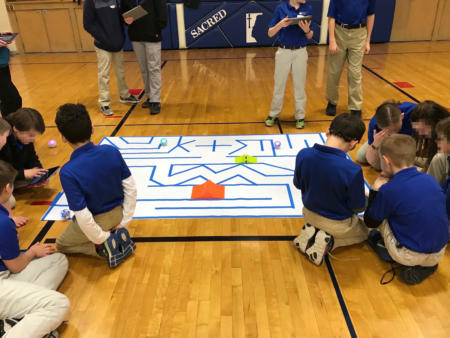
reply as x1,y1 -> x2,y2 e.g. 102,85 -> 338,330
294,223 -> 317,253
150,103 -> 161,115
120,95 -> 141,104
44,331 -> 60,338
101,106 -> 114,116
114,228 -> 136,258
98,233 -> 124,268
305,230 -> 333,266
326,102 -> 337,116
0,318 -> 19,336
265,116 -> 277,127
351,110 -> 362,119
400,264 -> 438,285
368,229 -> 394,263
142,99 -> 152,108
296,119 -> 305,129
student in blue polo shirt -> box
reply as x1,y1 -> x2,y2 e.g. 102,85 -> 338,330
365,134 -> 449,285
356,100 -> 416,170
325,0 -> 376,118
265,0 -> 314,130
0,160 -> 70,338
54,103 -> 137,268
293,114 -> 369,265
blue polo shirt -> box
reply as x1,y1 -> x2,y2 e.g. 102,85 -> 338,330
269,1 -> 313,47
367,102 -> 416,145
293,144 -> 366,220
60,142 -> 132,216
441,169 -> 450,221
367,167 -> 450,254
11,133 -> 24,150
327,0 -> 376,25
0,204 -> 20,272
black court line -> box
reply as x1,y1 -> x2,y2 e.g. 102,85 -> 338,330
277,119 -> 284,134
362,65 -> 420,103
44,235 -> 297,244
325,256 -> 358,338
28,221 -> 55,249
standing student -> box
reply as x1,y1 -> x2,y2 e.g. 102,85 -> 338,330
364,135 -> 449,285
436,118 -> 450,220
325,0 -> 376,118
0,33 -> 22,118
83,0 -> 140,116
0,161 -> 70,338
121,0 -> 168,115
55,103 -> 137,268
357,100 -> 416,170
293,114 -> 369,266
265,0 -> 313,130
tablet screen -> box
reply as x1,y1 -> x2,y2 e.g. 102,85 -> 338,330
29,167 -> 60,186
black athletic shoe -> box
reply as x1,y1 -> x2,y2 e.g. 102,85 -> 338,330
351,110 -> 362,119
368,229 -> 394,263
400,264 -> 438,285
150,103 -> 161,115
0,319 -> 19,337
326,102 -> 337,116
142,99 -> 152,108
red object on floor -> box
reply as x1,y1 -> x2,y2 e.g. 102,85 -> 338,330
191,180 -> 225,199
393,82 -> 414,88
129,89 -> 142,96
31,201 -> 52,206
105,116 -> 123,118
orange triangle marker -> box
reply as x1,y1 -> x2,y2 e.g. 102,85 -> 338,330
191,180 -> 225,199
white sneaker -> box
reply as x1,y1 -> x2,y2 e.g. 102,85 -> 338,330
293,223 -> 317,253
305,230 -> 333,266
101,106 -> 114,116
44,331 -> 60,338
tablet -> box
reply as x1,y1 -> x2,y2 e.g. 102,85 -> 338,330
288,16 -> 312,25
0,33 -> 19,43
123,6 -> 148,21
27,166 -> 60,188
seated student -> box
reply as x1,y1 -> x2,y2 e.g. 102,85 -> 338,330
293,114 -> 369,265
411,100 -> 450,183
54,103 -> 137,268
356,100 -> 416,171
0,117 -> 28,228
0,108 -> 48,210
364,134 -> 449,285
0,160 -> 70,338
435,118 -> 450,220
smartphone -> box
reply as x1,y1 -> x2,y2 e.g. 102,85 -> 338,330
27,166 -> 60,188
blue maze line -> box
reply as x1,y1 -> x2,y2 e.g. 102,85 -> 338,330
174,175 -> 209,186
319,133 -> 326,144
156,206 -> 294,210
286,134 -> 293,149
228,139 -> 277,156
119,136 -> 155,145
195,140 -> 232,152
101,136 -> 195,153
138,198 -> 272,202
218,174 -> 256,185
304,140 -> 310,148
226,155 -> 296,158
124,157 -> 202,159
128,166 -> 165,186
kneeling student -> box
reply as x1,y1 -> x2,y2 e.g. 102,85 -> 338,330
54,103 -> 137,268
0,160 -> 70,338
365,134 -> 449,285
293,114 -> 369,265
434,117 -> 450,221
356,100 -> 416,171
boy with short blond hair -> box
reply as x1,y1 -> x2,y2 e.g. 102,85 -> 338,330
365,134 -> 449,285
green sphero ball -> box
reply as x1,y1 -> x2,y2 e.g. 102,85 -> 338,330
160,138 -> 168,146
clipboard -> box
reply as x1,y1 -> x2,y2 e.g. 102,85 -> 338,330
288,16 -> 312,25
123,6 -> 148,21
0,33 -> 19,43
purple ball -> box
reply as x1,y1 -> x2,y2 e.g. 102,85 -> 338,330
48,140 -> 57,148
274,141 -> 281,149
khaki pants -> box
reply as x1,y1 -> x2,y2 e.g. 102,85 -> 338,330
427,153 -> 449,186
56,205 -> 123,257
356,141 -> 381,170
303,207 -> 369,251
96,47 -> 130,107
269,47 -> 308,120
379,221 -> 446,267
0,254 -> 70,338
9,179 -> 33,209
326,25 -> 367,110
132,41 -> 162,103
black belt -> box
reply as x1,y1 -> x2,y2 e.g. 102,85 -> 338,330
336,21 -> 367,29
279,45 -> 306,50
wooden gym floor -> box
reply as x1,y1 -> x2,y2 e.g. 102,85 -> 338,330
10,41 -> 450,338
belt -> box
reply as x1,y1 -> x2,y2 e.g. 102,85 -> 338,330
336,21 -> 367,29
279,45 -> 306,50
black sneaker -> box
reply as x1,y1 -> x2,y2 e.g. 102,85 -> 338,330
400,264 -> 438,285
150,103 -> 161,115
0,318 -> 19,337
101,106 -> 113,116
351,110 -> 362,119
142,99 -> 152,109
120,95 -> 140,104
326,102 -> 337,116
368,229 -> 394,263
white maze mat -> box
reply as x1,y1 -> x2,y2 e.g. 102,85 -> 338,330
42,134 -> 370,220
